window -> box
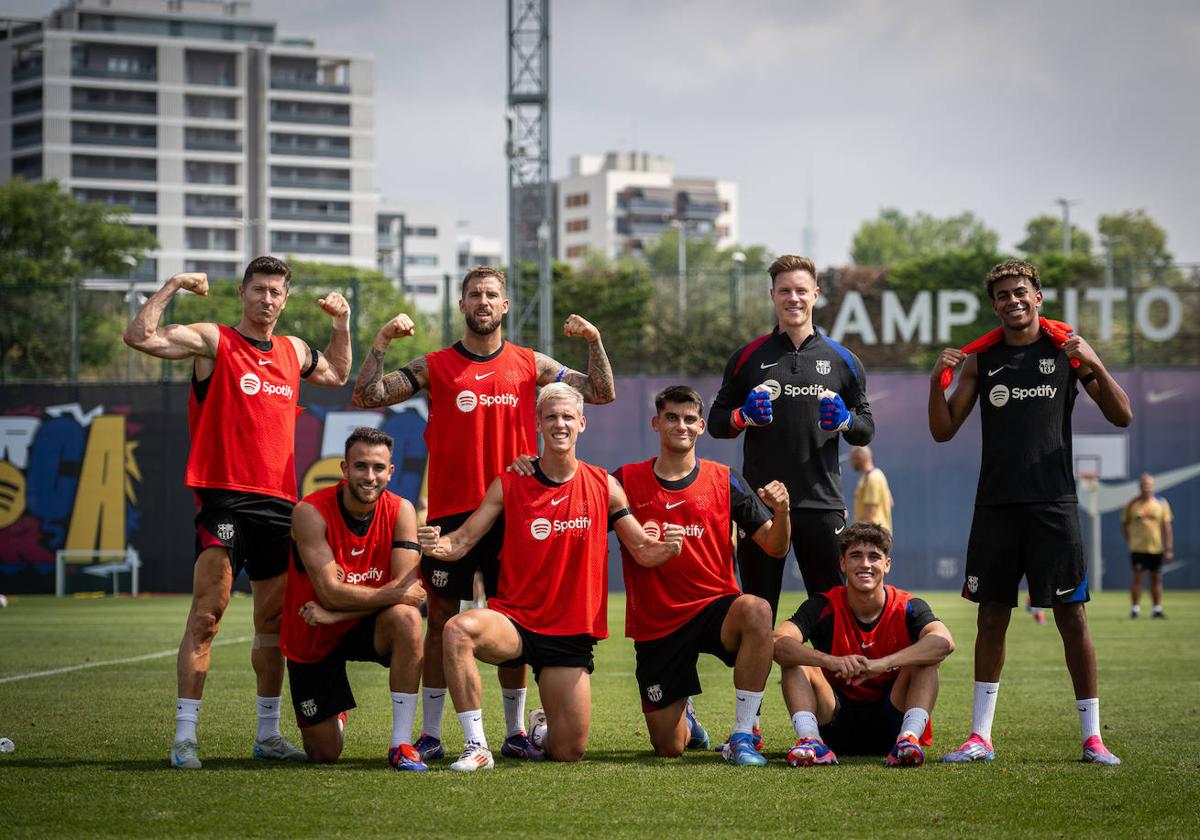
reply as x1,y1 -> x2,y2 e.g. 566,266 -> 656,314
565,245 -> 589,259
185,161 -> 237,185
565,192 -> 589,208
185,227 -> 238,251
405,255 -> 438,267
404,226 -> 438,237
720,200 -> 730,212
565,218 -> 589,233
185,94 -> 237,120
72,86 -> 155,114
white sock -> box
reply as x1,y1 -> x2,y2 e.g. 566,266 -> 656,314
391,692 -> 418,748
255,696 -> 281,742
502,688 -> 527,737
734,689 -> 764,735
1153,604 -> 1163,615
791,710 -> 820,741
1131,604 -> 1141,615
1077,697 -> 1100,741
175,698 -> 201,743
421,687 -> 447,740
457,709 -> 487,749
900,707 -> 930,740
972,681 -> 1000,742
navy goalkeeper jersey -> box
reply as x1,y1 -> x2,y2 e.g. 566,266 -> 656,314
708,328 -> 874,511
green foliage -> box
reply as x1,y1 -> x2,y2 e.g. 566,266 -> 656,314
1018,214 -> 1094,257
1098,209 -> 1173,275
172,260 -> 441,379
851,208 -> 999,266
0,178 -> 157,381
3,593 -> 1198,836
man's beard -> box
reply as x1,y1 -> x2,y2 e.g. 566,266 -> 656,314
466,311 -> 502,336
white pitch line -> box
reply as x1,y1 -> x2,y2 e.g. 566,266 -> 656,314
0,634 -> 252,685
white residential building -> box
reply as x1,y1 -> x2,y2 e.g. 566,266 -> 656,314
376,201 -> 457,313
1,0 -> 377,284
457,234 -> 503,272
555,152 -> 738,266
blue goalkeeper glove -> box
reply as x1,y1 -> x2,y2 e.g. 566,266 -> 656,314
733,387 -> 773,429
818,392 -> 853,432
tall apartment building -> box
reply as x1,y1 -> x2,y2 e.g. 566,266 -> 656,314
555,152 -> 738,267
0,0 -> 377,285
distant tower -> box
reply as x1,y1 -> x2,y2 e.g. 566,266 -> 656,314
506,0 -> 553,354
802,186 -> 817,265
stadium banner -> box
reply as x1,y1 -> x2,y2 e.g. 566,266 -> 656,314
1,371 -> 1196,594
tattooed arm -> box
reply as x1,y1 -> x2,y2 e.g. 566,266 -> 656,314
352,313 -> 431,407
534,313 -> 616,404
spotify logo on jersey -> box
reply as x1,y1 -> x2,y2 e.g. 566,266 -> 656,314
642,521 -> 662,541
456,390 -> 479,412
530,518 -> 552,540
240,372 -> 262,395
989,384 -> 1010,407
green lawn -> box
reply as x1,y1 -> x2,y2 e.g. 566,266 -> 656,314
0,591 -> 1197,838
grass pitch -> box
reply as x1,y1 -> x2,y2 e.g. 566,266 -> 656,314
1,591 -> 1197,838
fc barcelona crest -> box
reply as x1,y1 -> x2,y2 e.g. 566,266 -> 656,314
1039,358 -> 1055,375
816,359 -> 831,375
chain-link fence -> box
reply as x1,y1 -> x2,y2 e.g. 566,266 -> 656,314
2,262 -> 1197,383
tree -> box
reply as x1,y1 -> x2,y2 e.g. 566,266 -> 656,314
1018,214 -> 1093,257
851,209 -> 999,266
171,260 -> 439,381
0,178 -> 158,381
1097,209 -> 1173,276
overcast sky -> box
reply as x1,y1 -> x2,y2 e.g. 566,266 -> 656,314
16,0 -> 1200,264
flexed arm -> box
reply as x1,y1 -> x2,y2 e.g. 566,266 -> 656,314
534,314 -> 615,404
353,314 -> 430,407
123,273 -> 218,360
291,291 -> 352,387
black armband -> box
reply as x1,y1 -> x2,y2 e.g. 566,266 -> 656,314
398,366 -> 419,392
1078,371 -> 1097,388
608,507 -> 632,529
300,342 -> 320,379
393,540 -> 421,552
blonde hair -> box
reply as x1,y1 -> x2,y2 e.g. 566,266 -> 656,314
768,255 -> 817,286
536,382 -> 584,416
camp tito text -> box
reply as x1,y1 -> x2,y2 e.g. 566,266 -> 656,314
821,288 -> 1183,345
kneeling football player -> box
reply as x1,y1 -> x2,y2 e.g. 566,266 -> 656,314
282,428 -> 428,769
773,522 -> 955,767
418,383 -> 683,770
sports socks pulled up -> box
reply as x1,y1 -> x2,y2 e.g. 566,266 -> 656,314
502,687 -> 527,738
421,686 -> 446,740
391,691 -> 418,748
972,681 -> 1000,742
457,709 -> 487,749
255,695 -> 282,742
175,698 -> 202,743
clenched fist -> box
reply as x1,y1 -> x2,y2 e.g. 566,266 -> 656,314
562,314 -> 600,342
757,480 -> 790,513
171,272 -> 208,297
318,291 -> 350,327
378,313 -> 416,342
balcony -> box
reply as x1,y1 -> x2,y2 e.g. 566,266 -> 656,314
185,51 -> 237,87
270,57 -> 351,94
96,259 -> 158,283
185,195 -> 240,218
72,155 -> 157,181
71,88 -> 156,115
72,63 -> 156,81
270,137 -> 350,158
270,75 -> 350,94
270,100 -> 350,126
618,218 -> 670,237
270,168 -> 350,191
75,189 -> 158,215
271,236 -> 351,256
13,57 -> 43,83
12,122 -> 43,149
185,95 -> 237,121
13,89 -> 43,116
185,129 -> 241,152
622,197 -> 674,215
73,124 -> 157,148
271,207 -> 351,223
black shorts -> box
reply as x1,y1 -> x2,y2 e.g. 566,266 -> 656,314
420,510 -> 505,601
964,502 -> 1087,609
819,690 -> 904,756
738,509 -> 844,619
1131,552 -> 1164,572
286,613 -> 388,727
499,619 -> 597,681
194,488 -> 294,581
634,594 -> 739,712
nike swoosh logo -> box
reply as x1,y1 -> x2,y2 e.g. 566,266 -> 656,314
471,716 -> 481,723
428,692 -> 445,699
474,372 -> 495,380
986,689 -> 998,695
665,501 -> 684,510
988,366 -> 1005,376
861,642 -> 873,649
1055,587 -> 1075,596
834,526 -> 845,534
1147,387 -> 1185,405
760,361 -> 779,369
551,496 -> 568,506
350,548 -> 365,556
258,359 -> 272,366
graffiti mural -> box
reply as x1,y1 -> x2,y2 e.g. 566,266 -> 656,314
0,402 -> 142,585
